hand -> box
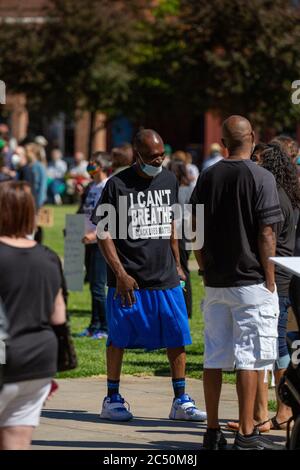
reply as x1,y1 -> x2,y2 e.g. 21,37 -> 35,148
177,265 -> 186,282
45,380 -> 59,403
115,273 -> 139,307
265,282 -> 276,293
76,183 -> 84,195
82,232 -> 96,244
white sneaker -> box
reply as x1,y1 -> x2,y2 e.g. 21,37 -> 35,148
54,194 -> 62,205
100,394 -> 133,422
169,394 -> 207,421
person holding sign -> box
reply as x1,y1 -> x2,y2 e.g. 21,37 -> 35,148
78,152 -> 111,339
92,129 -> 206,423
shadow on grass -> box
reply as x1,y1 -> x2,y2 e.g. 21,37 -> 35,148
69,309 -> 91,316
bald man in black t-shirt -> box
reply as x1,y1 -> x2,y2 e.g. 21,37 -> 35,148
191,115 -> 283,450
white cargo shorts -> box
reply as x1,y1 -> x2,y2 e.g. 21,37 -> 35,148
203,283 -> 279,370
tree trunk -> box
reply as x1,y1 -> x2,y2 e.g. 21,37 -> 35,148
88,111 -> 95,160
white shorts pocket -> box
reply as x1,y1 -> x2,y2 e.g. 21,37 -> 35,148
257,305 -> 278,360
258,335 -> 278,360
258,305 -> 278,337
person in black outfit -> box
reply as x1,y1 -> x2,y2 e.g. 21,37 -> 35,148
260,143 -> 300,429
168,160 -> 193,318
0,181 -> 66,450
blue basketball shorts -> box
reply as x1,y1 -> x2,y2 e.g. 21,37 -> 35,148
106,285 -> 192,350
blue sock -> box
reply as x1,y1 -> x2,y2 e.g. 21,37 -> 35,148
172,378 -> 185,398
107,379 -> 120,398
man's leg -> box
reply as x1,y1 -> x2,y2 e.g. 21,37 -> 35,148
167,346 -> 186,379
203,369 -> 222,429
167,347 -> 187,398
107,343 -> 124,382
100,344 -> 132,421
106,344 -> 124,396
236,370 -> 258,435
254,370 -> 270,428
167,347 -> 207,421
227,370 -> 270,432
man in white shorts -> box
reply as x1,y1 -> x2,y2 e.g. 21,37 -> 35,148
190,115 -> 284,450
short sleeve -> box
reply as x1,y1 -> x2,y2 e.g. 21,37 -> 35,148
91,179 -> 116,226
189,174 -> 203,215
255,172 -> 283,225
174,180 -> 179,205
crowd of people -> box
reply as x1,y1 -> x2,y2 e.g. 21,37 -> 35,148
0,117 -> 300,450
0,125 -> 90,206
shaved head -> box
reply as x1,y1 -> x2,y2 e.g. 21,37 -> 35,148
133,128 -> 165,174
222,115 -> 254,155
133,129 -> 163,153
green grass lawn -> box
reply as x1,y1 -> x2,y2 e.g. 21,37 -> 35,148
43,205 -> 278,411
43,205 -> 232,384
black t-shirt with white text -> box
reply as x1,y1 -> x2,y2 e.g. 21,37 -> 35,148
92,166 -> 180,289
190,159 -> 283,287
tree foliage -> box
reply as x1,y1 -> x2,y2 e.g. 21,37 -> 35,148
0,0 -> 145,119
0,0 -> 300,132
177,0 -> 300,129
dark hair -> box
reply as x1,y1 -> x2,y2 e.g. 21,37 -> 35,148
271,135 -> 299,163
168,160 -> 190,186
261,143 -> 300,209
0,181 -> 35,236
251,143 -> 268,162
91,151 -> 111,173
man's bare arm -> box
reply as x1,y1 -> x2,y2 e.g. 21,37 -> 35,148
194,249 -> 205,271
170,221 -> 186,280
98,234 -> 138,306
258,224 -> 277,292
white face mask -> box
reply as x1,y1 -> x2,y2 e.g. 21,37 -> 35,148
11,154 -> 21,168
137,152 -> 163,177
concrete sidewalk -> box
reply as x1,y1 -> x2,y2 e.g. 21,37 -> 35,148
32,376 -> 286,450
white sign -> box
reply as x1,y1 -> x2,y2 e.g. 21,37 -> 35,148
0,81 -> 6,104
64,214 -> 85,291
270,256 -> 300,277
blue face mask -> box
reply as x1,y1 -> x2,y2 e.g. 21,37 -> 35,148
138,152 -> 163,177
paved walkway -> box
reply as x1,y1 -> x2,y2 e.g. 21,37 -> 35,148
32,376 -> 286,450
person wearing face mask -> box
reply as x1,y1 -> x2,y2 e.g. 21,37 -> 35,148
91,129 -> 207,423
0,140 -> 12,183
77,152 -> 111,339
